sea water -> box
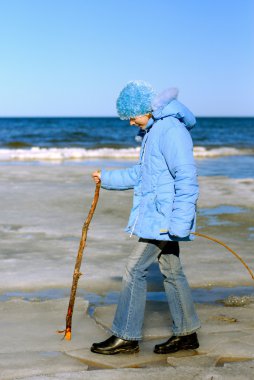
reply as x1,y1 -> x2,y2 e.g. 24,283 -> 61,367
0,117 -> 253,178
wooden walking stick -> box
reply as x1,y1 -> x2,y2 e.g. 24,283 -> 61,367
58,181 -> 101,340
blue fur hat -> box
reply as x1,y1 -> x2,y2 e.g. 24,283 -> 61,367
116,80 -> 156,120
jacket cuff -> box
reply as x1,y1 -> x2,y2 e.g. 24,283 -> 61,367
100,169 -> 111,189
169,225 -> 190,238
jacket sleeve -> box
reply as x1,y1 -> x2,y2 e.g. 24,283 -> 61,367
160,123 -> 199,237
101,163 -> 141,190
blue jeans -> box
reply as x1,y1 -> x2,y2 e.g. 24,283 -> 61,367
111,238 -> 201,340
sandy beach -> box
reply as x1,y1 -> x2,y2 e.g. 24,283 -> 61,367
1,162 -> 254,379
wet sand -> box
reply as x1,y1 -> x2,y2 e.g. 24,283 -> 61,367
0,163 -> 254,379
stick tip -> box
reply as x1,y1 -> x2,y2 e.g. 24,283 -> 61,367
65,330 -> 72,340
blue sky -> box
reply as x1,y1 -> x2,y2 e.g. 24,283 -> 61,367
0,0 -> 253,116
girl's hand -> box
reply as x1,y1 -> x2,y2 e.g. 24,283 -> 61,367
92,170 -> 101,184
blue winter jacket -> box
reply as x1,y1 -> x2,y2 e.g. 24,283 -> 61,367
101,99 -> 199,241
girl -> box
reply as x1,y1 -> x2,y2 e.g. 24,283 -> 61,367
91,80 -> 201,355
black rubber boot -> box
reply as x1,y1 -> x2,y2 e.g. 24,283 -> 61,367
91,335 -> 139,355
154,332 -> 199,354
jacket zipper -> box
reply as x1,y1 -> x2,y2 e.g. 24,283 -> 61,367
140,129 -> 148,162
129,130 -> 149,238
129,213 -> 139,237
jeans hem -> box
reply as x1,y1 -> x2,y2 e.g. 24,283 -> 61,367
111,329 -> 142,341
172,324 -> 201,337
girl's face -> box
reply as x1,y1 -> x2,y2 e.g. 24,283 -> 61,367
129,114 -> 151,129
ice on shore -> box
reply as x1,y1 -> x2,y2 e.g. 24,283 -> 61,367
0,352 -> 88,380
0,164 -> 254,292
19,364 -> 254,380
1,298 -> 254,378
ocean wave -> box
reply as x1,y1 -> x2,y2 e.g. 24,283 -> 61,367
0,146 -> 253,161
6,141 -> 32,148
0,147 -> 140,161
194,146 -> 254,158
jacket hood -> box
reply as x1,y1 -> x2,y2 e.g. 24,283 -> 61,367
151,88 -> 196,131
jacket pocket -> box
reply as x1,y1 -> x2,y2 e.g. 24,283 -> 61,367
155,197 -> 173,234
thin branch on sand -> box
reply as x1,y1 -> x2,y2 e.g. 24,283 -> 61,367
192,232 -> 254,281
